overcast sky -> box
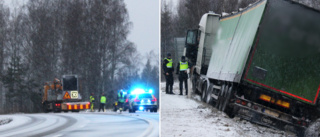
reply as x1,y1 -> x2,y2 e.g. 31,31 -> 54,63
124,0 -> 159,59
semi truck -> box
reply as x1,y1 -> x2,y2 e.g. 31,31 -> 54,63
42,75 -> 90,112
184,0 -> 320,136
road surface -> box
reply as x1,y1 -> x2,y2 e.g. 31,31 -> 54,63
0,111 -> 159,137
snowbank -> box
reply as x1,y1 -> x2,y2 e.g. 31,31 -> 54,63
0,118 -> 12,126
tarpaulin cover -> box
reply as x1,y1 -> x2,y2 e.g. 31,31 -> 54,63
244,0 -> 320,104
206,0 -> 267,82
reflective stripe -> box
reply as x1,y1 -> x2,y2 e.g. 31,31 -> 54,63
180,61 -> 188,71
118,93 -> 125,103
165,58 -> 173,68
90,96 -> 95,102
100,96 -> 106,103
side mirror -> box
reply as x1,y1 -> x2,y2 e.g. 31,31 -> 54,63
185,29 -> 198,46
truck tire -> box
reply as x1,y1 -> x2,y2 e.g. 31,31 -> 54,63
201,83 -> 207,102
154,108 -> 158,113
43,103 -> 48,113
192,77 -> 198,94
219,84 -> 228,111
216,84 -> 225,110
206,87 -> 212,104
222,85 -> 232,112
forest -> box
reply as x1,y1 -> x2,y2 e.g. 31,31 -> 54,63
0,0 -> 159,113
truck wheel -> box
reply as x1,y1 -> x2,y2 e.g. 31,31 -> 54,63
216,84 -> 225,110
222,85 -> 232,112
192,79 -> 198,93
219,84 -> 228,111
43,103 -> 48,113
154,108 -> 157,113
206,87 -> 213,104
201,83 -> 207,102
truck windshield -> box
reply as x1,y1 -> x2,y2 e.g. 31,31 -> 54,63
63,76 -> 78,91
186,30 -> 197,45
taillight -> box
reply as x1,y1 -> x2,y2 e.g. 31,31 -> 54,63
236,99 -> 241,104
152,95 -> 157,102
126,99 -> 128,103
55,103 -> 61,107
134,97 -> 140,102
241,101 -> 247,106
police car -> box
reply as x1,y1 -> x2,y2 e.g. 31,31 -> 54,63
128,89 -> 158,113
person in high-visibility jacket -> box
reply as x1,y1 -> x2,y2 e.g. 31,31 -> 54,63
117,90 -> 125,111
162,53 -> 174,94
176,56 -> 191,95
99,93 -> 106,112
90,93 -> 95,112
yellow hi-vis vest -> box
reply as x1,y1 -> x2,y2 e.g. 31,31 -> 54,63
90,96 -> 95,102
100,96 -> 106,104
165,58 -> 173,68
118,93 -> 125,103
180,61 -> 188,71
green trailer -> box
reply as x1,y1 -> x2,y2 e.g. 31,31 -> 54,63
185,0 -> 320,136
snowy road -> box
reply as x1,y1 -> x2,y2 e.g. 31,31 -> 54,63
0,111 -> 159,137
160,82 -> 294,137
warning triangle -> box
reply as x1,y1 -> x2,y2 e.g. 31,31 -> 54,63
63,92 -> 71,99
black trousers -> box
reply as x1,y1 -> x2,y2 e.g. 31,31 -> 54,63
179,73 -> 188,95
99,103 -> 105,112
165,74 -> 173,94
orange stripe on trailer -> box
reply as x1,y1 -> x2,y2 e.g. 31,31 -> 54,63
68,104 -> 72,110
86,104 -> 89,109
80,104 -> 83,109
74,104 -> 77,109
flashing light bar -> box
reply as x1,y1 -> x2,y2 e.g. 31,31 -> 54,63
131,88 -> 154,94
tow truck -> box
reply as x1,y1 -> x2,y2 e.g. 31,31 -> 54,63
42,75 -> 90,112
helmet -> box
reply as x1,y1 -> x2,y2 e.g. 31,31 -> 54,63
91,93 -> 94,95
167,53 -> 171,57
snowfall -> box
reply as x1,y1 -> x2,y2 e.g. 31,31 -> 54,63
160,82 -> 296,137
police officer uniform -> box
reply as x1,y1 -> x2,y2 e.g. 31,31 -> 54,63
118,91 -> 125,110
99,93 -> 106,112
163,53 -> 174,94
176,56 -> 190,95
90,93 -> 95,112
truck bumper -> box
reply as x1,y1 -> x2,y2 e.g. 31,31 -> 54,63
61,102 -> 90,111
232,103 -> 306,136
133,105 -> 157,110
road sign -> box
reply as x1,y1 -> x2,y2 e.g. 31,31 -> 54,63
70,91 -> 78,99
63,92 -> 71,99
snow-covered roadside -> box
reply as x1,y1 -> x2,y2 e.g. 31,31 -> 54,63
0,118 -> 12,126
160,82 -> 295,137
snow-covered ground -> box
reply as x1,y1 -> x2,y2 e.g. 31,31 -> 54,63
0,118 -> 12,126
0,111 -> 158,137
160,82 -> 295,137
